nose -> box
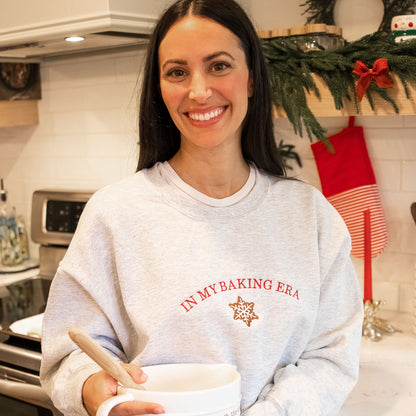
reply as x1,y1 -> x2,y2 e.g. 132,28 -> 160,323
188,72 -> 212,102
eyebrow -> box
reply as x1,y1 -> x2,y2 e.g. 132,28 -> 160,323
161,51 -> 235,70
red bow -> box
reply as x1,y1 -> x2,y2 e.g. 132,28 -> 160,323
353,58 -> 394,101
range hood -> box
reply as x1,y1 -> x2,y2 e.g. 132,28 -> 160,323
0,0 -> 168,60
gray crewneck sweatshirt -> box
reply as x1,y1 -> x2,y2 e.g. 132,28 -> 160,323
40,162 -> 363,416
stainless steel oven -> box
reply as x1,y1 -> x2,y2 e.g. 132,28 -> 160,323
0,189 -> 94,416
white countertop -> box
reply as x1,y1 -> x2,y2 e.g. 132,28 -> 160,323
340,311 -> 416,415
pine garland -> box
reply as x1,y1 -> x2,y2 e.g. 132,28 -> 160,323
262,32 -> 416,143
301,0 -> 336,26
301,0 -> 416,33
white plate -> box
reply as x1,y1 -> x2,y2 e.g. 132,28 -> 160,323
9,313 -> 43,338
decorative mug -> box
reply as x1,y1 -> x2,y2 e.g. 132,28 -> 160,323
391,15 -> 416,43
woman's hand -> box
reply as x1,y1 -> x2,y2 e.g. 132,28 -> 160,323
82,363 -> 165,416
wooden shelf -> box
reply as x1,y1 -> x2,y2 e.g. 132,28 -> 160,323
274,74 -> 416,118
0,100 -> 39,127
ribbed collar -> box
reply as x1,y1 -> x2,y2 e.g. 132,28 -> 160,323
144,161 -> 269,220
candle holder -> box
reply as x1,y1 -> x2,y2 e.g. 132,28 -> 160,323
362,300 -> 399,342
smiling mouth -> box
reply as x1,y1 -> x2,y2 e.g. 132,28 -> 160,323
187,106 -> 226,121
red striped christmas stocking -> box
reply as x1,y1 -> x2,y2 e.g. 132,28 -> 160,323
311,117 -> 388,302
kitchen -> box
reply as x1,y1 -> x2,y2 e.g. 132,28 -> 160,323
0,0 -> 415,414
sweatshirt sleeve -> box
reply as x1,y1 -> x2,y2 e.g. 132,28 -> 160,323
242,198 -> 364,416
40,271 -> 109,416
40,194 -> 134,416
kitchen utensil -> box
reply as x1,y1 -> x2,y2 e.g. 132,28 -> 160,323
68,327 -> 144,390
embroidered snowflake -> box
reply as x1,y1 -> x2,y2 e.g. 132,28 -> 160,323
229,296 -> 259,327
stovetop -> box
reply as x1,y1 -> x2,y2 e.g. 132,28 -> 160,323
0,275 -> 51,373
0,276 -> 51,344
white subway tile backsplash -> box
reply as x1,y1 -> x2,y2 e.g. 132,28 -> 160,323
13,155 -> 56,181
366,130 -> 416,161
372,160 -> 401,191
86,156 -> 127,184
402,161 -> 416,192
83,82 -> 137,111
45,58 -> 117,90
85,133 -> 137,158
52,111 -> 87,134
83,109 -> 130,134
384,221 -> 401,253
401,223 -> 416,254
381,190 -> 416,223
0,138 -> 27,159
399,282 -> 414,313
45,134 -> 88,158
374,251 -> 416,284
0,158 -> 15,178
45,87 -> 84,112
36,112 -> 54,135
52,156 -> 92,181
115,49 -> 146,84
373,281 -> 399,311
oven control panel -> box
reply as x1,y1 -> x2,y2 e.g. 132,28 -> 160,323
31,189 -> 94,246
46,200 -> 87,233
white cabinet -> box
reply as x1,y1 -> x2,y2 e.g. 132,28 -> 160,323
0,0 -> 171,59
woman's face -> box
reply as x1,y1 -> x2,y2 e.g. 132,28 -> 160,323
158,15 -> 253,154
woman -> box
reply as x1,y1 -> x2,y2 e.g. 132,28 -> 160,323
40,0 -> 363,415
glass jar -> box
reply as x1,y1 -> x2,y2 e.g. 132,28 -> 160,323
0,181 -> 23,266
289,26 -> 319,52
326,25 -> 345,50
17,215 -> 30,261
305,24 -> 330,50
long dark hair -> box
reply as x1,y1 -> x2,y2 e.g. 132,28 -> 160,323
137,0 -> 285,177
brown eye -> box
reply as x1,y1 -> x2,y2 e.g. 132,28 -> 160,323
210,62 -> 231,73
166,68 -> 187,80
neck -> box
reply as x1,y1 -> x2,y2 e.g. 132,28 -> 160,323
169,148 -> 250,199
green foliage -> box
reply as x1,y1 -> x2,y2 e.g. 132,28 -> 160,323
301,0 -> 336,25
301,0 -> 416,33
262,32 -> 416,143
277,140 -> 302,171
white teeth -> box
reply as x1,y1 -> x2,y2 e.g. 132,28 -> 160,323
189,107 -> 224,121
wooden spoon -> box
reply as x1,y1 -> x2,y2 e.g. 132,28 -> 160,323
68,326 -> 145,390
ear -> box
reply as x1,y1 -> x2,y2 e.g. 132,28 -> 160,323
247,71 -> 254,98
